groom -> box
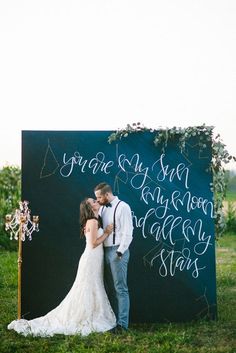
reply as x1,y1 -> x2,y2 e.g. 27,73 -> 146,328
94,182 -> 133,332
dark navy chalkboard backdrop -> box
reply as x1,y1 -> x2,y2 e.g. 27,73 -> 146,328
21,130 -> 217,322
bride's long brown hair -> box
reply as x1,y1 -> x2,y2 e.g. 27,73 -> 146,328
79,198 -> 102,236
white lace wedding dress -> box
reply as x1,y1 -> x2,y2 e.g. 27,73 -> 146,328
7,229 -> 116,336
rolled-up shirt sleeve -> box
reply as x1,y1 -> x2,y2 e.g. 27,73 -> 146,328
117,203 -> 133,254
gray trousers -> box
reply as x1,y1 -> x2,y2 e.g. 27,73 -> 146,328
104,246 -> 130,329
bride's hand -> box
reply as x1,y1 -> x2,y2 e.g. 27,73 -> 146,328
104,224 -> 113,236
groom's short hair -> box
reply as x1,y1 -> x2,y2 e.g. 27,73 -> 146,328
94,182 -> 112,195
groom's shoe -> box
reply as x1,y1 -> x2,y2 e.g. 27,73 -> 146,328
109,324 -> 127,334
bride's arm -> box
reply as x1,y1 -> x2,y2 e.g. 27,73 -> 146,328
86,219 -> 113,248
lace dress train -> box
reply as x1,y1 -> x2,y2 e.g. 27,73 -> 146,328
7,230 -> 116,337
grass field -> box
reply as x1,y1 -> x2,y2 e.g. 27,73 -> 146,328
225,191 -> 236,202
0,234 -> 236,353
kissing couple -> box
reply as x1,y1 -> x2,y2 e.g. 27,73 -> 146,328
8,182 -> 133,336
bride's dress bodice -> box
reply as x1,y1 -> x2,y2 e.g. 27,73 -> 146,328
8,227 -> 116,337
84,227 -> 103,250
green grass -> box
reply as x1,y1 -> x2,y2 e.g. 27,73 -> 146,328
225,191 -> 236,202
1,235 -> 236,353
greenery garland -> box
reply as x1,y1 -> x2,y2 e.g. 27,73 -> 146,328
108,122 -> 236,237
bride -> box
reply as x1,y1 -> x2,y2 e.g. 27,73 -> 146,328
8,198 -> 117,336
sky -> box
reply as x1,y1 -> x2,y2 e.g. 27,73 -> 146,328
0,0 -> 236,169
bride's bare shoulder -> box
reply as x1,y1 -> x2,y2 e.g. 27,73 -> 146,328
85,218 -> 98,233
